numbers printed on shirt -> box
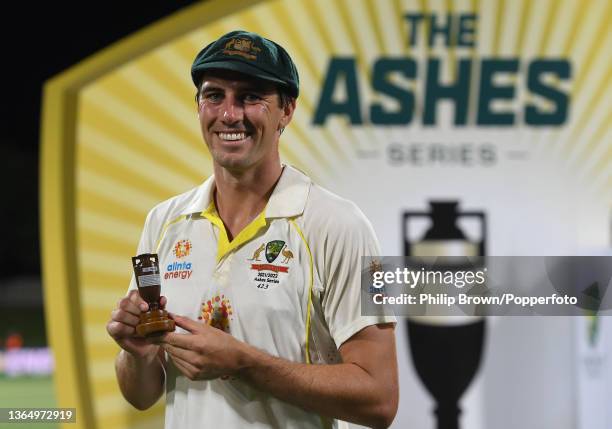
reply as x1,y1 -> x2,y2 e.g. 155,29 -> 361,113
253,271 -> 279,290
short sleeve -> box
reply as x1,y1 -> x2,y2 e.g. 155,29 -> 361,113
127,210 -> 156,293
320,207 -> 396,347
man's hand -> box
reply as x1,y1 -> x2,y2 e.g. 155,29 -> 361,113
155,316 -> 398,428
108,290 -> 167,410
154,315 -> 246,380
106,290 -> 167,361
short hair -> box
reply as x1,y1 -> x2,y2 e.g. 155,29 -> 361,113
277,89 -> 294,110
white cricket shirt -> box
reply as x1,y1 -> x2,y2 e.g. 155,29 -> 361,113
129,165 -> 395,429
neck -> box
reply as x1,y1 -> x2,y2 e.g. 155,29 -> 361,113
212,160 -> 283,240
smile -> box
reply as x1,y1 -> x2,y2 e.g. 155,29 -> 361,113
217,132 -> 248,141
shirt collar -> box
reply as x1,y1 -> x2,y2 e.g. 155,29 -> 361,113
266,165 -> 311,218
183,165 -> 311,219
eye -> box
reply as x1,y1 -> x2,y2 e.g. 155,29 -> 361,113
203,92 -> 222,103
243,93 -> 262,103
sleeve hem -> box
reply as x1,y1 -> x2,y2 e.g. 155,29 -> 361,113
333,316 -> 397,348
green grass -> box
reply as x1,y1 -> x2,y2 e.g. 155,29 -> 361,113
0,375 -> 57,429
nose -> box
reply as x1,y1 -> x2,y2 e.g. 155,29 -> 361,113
221,95 -> 243,124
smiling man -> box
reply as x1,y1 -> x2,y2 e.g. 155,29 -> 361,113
107,30 -> 398,429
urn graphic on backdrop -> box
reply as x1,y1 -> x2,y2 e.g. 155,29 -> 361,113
403,200 -> 485,258
402,201 -> 487,429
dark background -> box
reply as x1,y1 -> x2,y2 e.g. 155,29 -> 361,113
0,2 -> 198,343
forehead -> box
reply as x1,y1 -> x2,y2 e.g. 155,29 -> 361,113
199,70 -> 277,93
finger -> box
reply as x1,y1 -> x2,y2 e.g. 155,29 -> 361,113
127,289 -> 149,312
172,314 -> 204,334
118,295 -> 145,315
145,333 -> 169,346
169,354 -> 200,380
159,332 -> 196,350
163,343 -> 200,363
106,320 -> 136,338
160,296 -> 167,308
111,309 -> 140,327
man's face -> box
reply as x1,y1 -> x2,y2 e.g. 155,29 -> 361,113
197,71 -> 295,172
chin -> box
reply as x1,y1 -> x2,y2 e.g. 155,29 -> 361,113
213,154 -> 254,171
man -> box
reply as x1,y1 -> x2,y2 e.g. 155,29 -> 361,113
107,30 -> 398,429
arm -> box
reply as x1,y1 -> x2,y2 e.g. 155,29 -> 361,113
240,322 -> 399,428
115,349 -> 165,410
159,316 -> 398,428
106,290 -> 166,410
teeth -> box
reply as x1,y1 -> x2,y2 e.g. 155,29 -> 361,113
219,132 -> 246,141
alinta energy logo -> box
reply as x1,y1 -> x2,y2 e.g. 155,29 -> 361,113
173,239 -> 192,258
165,239 -> 193,280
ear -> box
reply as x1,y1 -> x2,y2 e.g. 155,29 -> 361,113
278,99 -> 297,130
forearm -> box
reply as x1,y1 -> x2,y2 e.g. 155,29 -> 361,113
238,346 -> 395,429
115,349 -> 165,410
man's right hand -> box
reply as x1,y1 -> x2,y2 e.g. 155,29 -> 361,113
106,290 -> 167,361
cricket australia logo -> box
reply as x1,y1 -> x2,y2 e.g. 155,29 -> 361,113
249,240 -> 293,289
265,240 -> 285,263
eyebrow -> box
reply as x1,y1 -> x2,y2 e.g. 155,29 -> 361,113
200,82 -> 276,94
200,85 -> 224,93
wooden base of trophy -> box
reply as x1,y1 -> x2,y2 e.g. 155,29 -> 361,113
136,309 -> 175,337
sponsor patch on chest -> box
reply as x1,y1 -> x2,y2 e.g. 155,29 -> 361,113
164,239 -> 194,280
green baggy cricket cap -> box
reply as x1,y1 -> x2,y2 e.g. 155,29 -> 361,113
191,30 -> 299,98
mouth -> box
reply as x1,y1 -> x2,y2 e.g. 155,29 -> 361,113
216,131 -> 250,143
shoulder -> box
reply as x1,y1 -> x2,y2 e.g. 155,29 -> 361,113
144,181 -> 209,232
301,182 -> 376,240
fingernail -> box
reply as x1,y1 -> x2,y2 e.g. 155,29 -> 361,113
139,303 -> 148,311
